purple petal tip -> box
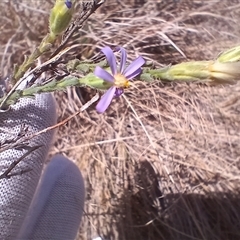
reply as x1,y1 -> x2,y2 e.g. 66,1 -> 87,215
101,47 -> 117,76
96,86 -> 116,113
65,0 -> 72,8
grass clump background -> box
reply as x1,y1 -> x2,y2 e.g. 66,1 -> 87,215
1,0 -> 240,239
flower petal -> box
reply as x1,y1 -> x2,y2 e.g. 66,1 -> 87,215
96,86 -> 116,113
101,46 -> 117,75
94,66 -> 114,83
114,88 -> 124,97
124,68 -> 142,80
65,0 -> 72,8
123,56 -> 145,79
118,47 -> 127,74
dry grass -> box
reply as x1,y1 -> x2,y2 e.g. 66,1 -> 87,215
1,0 -> 240,239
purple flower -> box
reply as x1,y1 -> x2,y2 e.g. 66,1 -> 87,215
94,46 -> 145,113
65,0 -> 72,9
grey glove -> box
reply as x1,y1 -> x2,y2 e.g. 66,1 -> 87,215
0,93 -> 85,240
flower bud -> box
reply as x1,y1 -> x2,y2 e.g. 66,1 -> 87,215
49,0 -> 74,36
209,61 -> 240,83
217,46 -> 240,63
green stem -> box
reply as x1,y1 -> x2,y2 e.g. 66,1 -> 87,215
1,73 -> 111,107
13,33 -> 57,83
3,56 -> 240,108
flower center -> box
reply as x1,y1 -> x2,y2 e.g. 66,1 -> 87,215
114,73 -> 130,88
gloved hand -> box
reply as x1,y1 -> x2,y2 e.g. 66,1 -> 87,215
0,92 -> 85,240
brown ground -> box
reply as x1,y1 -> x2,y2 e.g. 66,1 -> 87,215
1,0 -> 240,239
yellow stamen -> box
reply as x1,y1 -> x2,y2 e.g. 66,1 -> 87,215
114,73 -> 130,88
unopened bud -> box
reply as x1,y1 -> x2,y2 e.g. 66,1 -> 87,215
49,0 -> 74,36
210,61 -> 240,83
217,46 -> 240,63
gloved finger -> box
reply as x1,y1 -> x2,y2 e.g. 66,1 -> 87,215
17,154 -> 85,240
0,93 -> 57,240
